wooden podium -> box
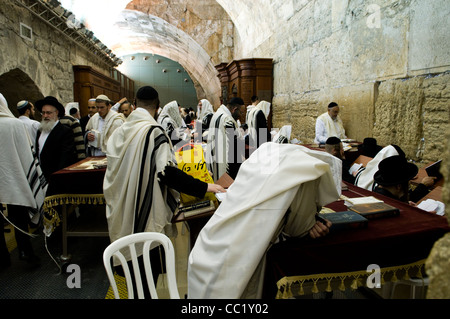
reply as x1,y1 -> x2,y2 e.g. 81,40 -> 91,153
215,58 -> 273,126
73,65 -> 135,118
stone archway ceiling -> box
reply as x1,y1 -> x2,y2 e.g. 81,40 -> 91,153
113,10 -> 221,103
59,0 -> 223,104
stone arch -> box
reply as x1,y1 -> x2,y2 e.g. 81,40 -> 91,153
110,10 -> 222,107
0,68 -> 44,118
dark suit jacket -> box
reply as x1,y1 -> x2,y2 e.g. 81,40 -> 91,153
36,122 -> 77,180
80,115 -> 90,136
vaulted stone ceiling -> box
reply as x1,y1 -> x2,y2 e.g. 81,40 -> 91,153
60,0 -> 242,105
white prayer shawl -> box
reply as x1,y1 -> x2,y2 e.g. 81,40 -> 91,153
0,94 -> 47,222
86,110 -> 124,153
354,145 -> 400,190
103,108 -> 179,263
272,125 -> 292,144
297,145 -> 343,195
158,101 -> 184,129
205,105 -> 239,182
247,101 -> 271,147
188,142 -> 339,299
315,112 -> 346,144
198,99 -> 214,122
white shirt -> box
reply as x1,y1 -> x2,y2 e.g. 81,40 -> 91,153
38,121 -> 59,157
19,115 -> 40,145
315,114 -> 346,144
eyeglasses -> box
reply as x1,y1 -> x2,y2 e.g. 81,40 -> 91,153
41,111 -> 56,115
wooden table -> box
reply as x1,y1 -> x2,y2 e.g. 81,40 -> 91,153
43,157 -> 108,261
262,182 -> 450,299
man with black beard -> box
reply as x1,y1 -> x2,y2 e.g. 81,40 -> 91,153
35,96 -> 77,181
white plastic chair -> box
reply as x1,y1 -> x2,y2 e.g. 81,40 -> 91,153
103,232 -> 180,299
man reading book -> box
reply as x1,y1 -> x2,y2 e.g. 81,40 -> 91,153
373,155 -> 435,204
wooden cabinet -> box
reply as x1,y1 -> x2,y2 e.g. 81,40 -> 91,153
73,65 -> 135,117
215,58 -> 273,126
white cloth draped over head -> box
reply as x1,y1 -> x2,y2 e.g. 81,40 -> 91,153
205,104 -> 239,182
158,100 -> 184,128
354,145 -> 401,190
103,108 -> 179,264
188,142 -> 340,299
247,100 -> 271,145
297,145 -> 343,195
86,110 -> 124,153
272,125 -> 292,144
0,93 -> 47,224
198,99 -> 214,122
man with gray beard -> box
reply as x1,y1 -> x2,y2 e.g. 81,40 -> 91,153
35,96 -> 77,181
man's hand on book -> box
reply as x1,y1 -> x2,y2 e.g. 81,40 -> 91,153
309,219 -> 332,239
207,183 -> 226,193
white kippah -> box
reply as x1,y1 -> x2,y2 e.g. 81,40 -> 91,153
17,100 -> 29,110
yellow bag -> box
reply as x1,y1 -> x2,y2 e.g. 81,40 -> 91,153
175,143 -> 215,205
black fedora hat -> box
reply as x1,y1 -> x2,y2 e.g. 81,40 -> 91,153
374,155 -> 418,186
35,96 -> 65,118
358,137 -> 383,158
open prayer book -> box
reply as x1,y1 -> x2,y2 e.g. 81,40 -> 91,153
65,157 -> 107,170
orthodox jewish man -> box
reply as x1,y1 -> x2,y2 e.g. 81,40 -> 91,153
35,96 -> 77,181
315,102 -> 347,145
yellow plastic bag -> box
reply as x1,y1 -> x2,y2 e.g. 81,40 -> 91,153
175,143 -> 215,205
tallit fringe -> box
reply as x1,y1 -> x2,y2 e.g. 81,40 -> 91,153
275,259 -> 427,299
42,194 -> 105,236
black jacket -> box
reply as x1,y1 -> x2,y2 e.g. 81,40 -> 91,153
36,122 -> 77,181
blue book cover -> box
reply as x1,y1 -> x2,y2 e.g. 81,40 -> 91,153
319,211 -> 368,231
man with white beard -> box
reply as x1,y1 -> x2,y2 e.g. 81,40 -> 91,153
35,96 -> 77,181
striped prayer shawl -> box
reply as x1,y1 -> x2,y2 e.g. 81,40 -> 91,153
104,108 -> 179,264
0,116 -> 48,224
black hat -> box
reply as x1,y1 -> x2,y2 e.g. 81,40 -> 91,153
326,136 -> 341,145
358,137 -> 383,158
35,96 -> 65,117
374,155 -> 418,186
328,102 -> 338,108
136,86 -> 159,100
228,97 -> 244,106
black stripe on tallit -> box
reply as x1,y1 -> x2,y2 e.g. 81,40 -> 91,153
134,126 -> 157,232
134,128 -> 170,233
211,114 -> 224,176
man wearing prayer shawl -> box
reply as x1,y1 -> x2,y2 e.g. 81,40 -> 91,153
103,86 -> 224,283
196,99 -> 215,140
205,97 -> 246,182
188,142 -> 339,299
246,100 -> 272,156
157,100 -> 189,149
0,93 -> 47,267
86,94 -> 124,156
354,144 -> 404,191
314,102 -> 347,144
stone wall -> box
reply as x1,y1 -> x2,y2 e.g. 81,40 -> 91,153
426,128 -> 450,298
0,0 -> 113,111
231,0 -> 450,163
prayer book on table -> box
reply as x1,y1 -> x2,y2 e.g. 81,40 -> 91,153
349,202 -> 400,220
342,195 -> 383,207
318,211 -> 368,231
